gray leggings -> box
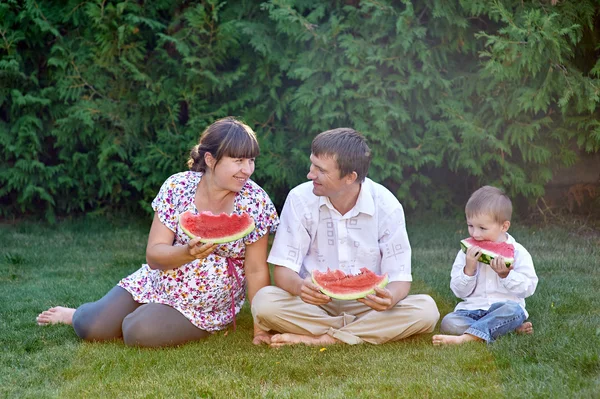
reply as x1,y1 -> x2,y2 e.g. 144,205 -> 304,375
72,286 -> 210,347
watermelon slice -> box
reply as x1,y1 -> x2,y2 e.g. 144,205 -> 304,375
311,268 -> 389,300
179,210 -> 255,244
460,237 -> 515,268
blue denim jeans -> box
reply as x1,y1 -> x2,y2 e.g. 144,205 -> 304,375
439,301 -> 526,343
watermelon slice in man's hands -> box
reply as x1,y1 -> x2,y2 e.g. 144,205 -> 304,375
460,237 -> 515,268
311,268 -> 389,300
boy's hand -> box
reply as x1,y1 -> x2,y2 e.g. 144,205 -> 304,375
464,245 -> 481,276
490,256 -> 511,278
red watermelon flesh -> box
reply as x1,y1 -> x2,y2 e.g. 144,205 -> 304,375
311,267 -> 389,300
460,237 -> 515,267
179,210 -> 255,243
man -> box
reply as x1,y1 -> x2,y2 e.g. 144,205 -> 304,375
252,128 -> 439,347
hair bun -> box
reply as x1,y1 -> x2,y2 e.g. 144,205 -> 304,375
191,145 -> 202,160
187,144 -> 205,171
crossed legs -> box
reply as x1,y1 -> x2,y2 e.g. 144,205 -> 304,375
432,301 -> 533,346
252,286 -> 440,347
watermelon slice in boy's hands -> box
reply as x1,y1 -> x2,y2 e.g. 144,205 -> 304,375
460,237 -> 515,268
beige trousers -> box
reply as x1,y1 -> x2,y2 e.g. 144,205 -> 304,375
251,286 -> 440,345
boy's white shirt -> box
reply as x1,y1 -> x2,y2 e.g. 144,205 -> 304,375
267,178 -> 413,282
450,232 -> 538,318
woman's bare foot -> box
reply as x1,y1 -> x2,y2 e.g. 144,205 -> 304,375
432,333 -> 483,346
36,306 -> 76,326
269,333 -> 338,348
515,321 -> 533,334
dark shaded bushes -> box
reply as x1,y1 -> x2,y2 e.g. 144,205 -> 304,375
1,0 -> 599,221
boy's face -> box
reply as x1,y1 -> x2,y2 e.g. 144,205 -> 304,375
466,213 -> 510,242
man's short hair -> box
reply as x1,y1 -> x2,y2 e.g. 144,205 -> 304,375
466,185 -> 513,223
311,128 -> 372,182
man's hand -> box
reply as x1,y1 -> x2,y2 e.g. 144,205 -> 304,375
358,286 -> 394,311
490,256 -> 511,279
299,276 -> 332,305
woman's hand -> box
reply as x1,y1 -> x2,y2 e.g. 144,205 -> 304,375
187,237 -> 218,260
147,214 -> 218,270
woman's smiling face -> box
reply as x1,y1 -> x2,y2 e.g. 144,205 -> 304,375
212,155 -> 255,192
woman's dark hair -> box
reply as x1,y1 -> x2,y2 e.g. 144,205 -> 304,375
187,117 -> 260,173
311,128 -> 372,182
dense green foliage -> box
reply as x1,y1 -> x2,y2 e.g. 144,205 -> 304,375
2,0 -> 600,220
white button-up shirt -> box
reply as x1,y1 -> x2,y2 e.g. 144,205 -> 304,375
450,232 -> 538,317
267,178 -> 412,282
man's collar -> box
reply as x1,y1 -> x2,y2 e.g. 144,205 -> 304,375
318,179 -> 375,217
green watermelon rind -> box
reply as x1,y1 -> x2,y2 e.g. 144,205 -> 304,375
179,210 -> 256,244
460,239 -> 514,268
311,271 -> 390,300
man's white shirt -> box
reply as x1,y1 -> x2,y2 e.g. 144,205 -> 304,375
267,178 -> 413,282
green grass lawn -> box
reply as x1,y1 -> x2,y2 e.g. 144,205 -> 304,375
1,215 -> 599,398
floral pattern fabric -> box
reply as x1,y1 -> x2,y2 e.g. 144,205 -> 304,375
118,171 -> 279,332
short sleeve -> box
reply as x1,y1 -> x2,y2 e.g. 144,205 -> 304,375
241,182 -> 280,245
378,204 -> 412,282
266,192 -> 311,273
151,174 -> 182,233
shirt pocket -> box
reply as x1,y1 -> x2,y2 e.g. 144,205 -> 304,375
352,245 -> 380,272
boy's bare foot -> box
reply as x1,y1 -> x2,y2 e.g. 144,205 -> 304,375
36,306 -> 76,326
515,321 -> 533,334
269,333 -> 338,348
432,333 -> 483,346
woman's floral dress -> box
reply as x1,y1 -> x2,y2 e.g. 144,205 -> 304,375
118,171 -> 279,332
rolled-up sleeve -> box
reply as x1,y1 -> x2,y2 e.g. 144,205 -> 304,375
378,206 -> 412,282
267,193 -> 311,273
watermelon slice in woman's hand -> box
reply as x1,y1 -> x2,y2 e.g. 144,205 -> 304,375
460,237 -> 515,268
179,210 -> 255,243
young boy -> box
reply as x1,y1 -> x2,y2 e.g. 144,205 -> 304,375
432,186 -> 538,345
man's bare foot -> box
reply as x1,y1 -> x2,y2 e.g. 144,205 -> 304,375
432,333 -> 483,346
515,321 -> 533,335
269,333 -> 338,348
36,307 -> 76,326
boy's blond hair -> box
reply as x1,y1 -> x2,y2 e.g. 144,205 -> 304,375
465,186 -> 512,223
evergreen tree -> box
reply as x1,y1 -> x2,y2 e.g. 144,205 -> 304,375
1,0 -> 599,220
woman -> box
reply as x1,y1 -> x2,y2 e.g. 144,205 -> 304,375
37,117 -> 279,347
